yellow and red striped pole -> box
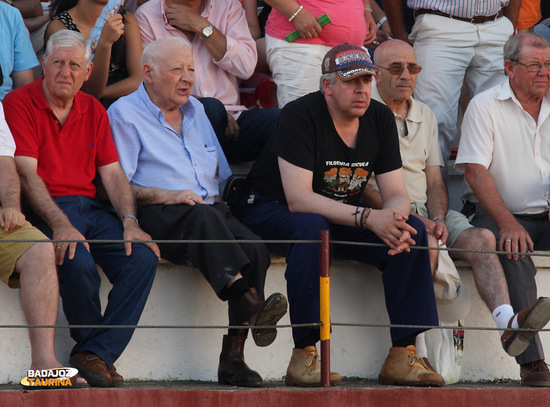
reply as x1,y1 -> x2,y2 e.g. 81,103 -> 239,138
320,230 -> 331,387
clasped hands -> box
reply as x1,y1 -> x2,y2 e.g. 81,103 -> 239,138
368,208 -> 417,255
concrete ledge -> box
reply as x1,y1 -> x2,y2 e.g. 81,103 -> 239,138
2,381 -> 550,407
1,253 -> 550,384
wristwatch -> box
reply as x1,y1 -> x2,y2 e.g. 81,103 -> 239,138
201,24 -> 214,39
121,213 -> 139,224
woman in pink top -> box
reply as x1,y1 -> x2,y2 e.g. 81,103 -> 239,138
263,0 -> 376,107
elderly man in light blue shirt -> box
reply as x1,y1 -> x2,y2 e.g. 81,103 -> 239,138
107,37 -> 287,388
110,80 -> 229,203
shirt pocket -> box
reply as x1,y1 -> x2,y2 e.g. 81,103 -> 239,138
203,144 -> 220,180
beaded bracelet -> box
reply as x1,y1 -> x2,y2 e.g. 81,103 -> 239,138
360,207 -> 372,229
289,5 -> 304,22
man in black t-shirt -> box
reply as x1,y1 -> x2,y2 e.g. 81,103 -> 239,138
230,43 -> 443,387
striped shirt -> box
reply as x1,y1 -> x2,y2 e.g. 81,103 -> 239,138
407,0 -> 508,18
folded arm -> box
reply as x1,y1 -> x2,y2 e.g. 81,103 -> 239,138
279,157 -> 416,254
130,184 -> 206,206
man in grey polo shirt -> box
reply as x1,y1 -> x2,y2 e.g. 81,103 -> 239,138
381,0 -> 520,167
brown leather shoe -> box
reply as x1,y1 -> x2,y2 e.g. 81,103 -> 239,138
378,345 -> 445,387
421,357 -> 437,373
521,360 -> 550,387
284,346 -> 342,387
218,333 -> 263,387
502,297 -> 550,357
69,352 -> 112,387
240,288 -> 287,347
108,365 -> 124,386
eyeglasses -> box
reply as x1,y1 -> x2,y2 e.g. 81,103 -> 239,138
376,63 -> 422,75
512,60 -> 550,73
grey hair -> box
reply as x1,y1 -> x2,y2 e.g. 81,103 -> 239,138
142,37 -> 192,72
319,72 -> 337,94
44,30 -> 92,66
504,33 -> 550,63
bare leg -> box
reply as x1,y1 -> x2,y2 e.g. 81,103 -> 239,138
15,241 -> 62,370
451,227 -> 510,311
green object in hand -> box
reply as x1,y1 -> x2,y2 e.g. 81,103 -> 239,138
285,14 -> 332,42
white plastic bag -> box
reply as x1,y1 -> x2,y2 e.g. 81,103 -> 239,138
425,321 -> 464,385
433,242 -> 470,322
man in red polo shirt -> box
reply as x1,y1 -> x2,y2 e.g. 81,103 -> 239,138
3,30 -> 160,388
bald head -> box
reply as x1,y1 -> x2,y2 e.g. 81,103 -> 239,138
373,40 -> 414,67
373,40 -> 420,108
142,37 -> 192,73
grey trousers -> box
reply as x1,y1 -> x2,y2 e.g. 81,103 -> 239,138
472,205 -> 550,365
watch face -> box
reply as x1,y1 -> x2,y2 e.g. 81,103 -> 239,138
202,24 -> 213,38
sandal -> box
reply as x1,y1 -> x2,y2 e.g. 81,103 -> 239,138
21,370 -> 89,390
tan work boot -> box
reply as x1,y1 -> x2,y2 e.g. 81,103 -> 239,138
284,346 -> 342,387
378,345 -> 445,386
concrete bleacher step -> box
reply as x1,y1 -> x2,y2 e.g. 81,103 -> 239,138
2,380 -> 550,407
3,255 -> 550,386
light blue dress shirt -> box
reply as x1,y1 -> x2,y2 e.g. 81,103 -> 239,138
0,2 -> 39,100
108,83 -> 231,204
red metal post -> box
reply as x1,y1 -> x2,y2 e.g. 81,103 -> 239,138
319,230 -> 331,387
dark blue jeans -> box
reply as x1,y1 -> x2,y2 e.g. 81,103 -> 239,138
231,192 -> 438,345
199,97 -> 280,163
25,196 -> 157,366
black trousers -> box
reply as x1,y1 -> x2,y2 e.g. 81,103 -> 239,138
138,202 -> 270,326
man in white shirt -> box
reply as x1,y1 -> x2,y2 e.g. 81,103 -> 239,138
456,33 -> 550,387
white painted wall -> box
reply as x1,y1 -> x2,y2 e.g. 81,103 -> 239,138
1,255 -> 550,384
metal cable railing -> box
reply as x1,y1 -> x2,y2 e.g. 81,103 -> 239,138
2,235 -> 550,385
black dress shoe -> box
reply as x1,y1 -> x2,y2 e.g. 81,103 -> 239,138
218,334 -> 262,387
239,288 -> 288,347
